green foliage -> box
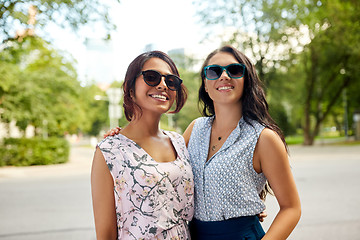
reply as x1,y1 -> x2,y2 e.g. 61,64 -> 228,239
0,137 -> 69,166
0,36 -> 110,137
0,0 -> 120,42
269,102 -> 296,137
193,0 -> 308,85
295,0 -> 360,144
79,83 -> 109,136
173,68 -> 202,132
0,36 -> 87,136
285,135 -> 304,145
0,0 -> 121,140
193,0 -> 360,144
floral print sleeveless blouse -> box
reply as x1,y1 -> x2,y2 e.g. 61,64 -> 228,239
98,131 -> 194,240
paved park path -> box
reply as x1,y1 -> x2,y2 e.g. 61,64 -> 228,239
0,143 -> 359,239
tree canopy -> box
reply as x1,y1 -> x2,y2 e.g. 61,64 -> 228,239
193,0 -> 360,144
0,0 -> 120,138
0,0 -> 120,42
0,36 -> 108,137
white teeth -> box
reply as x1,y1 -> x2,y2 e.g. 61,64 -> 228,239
218,86 -> 233,90
151,94 -> 167,100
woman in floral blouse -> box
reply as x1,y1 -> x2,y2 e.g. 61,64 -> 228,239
91,51 -> 194,240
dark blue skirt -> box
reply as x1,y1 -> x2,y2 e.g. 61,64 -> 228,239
189,216 -> 265,240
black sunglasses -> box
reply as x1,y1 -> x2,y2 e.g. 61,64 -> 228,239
140,70 -> 183,91
204,63 -> 246,80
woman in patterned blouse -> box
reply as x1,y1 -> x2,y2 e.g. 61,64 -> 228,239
183,45 -> 301,239
105,45 -> 299,240
91,51 -> 194,240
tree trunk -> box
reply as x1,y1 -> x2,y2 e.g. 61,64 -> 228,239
303,130 -> 314,145
303,46 -> 317,146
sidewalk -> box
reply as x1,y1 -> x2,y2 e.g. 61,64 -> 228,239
0,145 -> 96,240
0,143 -> 359,180
0,143 -> 359,239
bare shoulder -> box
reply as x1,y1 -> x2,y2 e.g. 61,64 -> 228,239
91,147 -> 107,177
257,128 -> 285,150
254,128 -> 288,172
182,120 -> 196,146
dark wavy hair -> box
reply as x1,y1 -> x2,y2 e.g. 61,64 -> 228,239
122,51 -> 187,121
199,45 -> 287,199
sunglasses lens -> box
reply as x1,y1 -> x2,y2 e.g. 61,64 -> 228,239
166,75 -> 182,91
227,64 -> 244,78
142,70 -> 161,86
206,66 -> 223,80
142,70 -> 182,91
205,64 -> 245,80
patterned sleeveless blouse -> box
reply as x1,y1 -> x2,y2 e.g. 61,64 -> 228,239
98,130 -> 194,239
188,116 -> 266,221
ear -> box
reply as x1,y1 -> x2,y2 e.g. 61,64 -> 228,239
130,89 -> 135,99
204,80 -> 208,92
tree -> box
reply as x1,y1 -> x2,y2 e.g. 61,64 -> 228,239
0,0 -> 120,42
173,68 -> 202,132
300,0 -> 360,144
78,82 -> 109,136
193,0 -> 306,86
166,51 -> 203,132
0,36 -> 86,136
193,0 -> 360,144
193,0 -> 310,138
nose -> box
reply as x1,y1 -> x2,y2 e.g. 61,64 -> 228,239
156,76 -> 168,90
219,69 -> 230,80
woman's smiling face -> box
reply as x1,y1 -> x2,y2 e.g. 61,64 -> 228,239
133,57 -> 177,116
204,52 -> 245,106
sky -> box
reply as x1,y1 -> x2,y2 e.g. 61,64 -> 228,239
47,0 -> 220,85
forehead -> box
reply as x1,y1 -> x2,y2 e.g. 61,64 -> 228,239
208,52 -> 239,66
142,57 -> 172,74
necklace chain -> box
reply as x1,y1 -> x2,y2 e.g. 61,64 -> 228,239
211,123 -> 236,151
211,136 -> 222,151
210,118 -> 239,152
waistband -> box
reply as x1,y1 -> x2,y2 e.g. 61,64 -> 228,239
189,216 -> 260,234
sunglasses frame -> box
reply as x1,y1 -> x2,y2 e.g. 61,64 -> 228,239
204,63 -> 246,80
140,70 -> 182,91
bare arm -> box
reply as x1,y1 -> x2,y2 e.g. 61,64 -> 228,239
91,147 -> 118,240
254,129 -> 301,240
182,120 -> 196,147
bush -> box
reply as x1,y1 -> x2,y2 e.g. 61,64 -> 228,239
0,137 -> 70,166
269,104 -> 297,137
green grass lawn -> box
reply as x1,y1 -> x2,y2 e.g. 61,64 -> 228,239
285,135 -> 360,145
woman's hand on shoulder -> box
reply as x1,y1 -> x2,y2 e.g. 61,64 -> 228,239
104,126 -> 122,138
